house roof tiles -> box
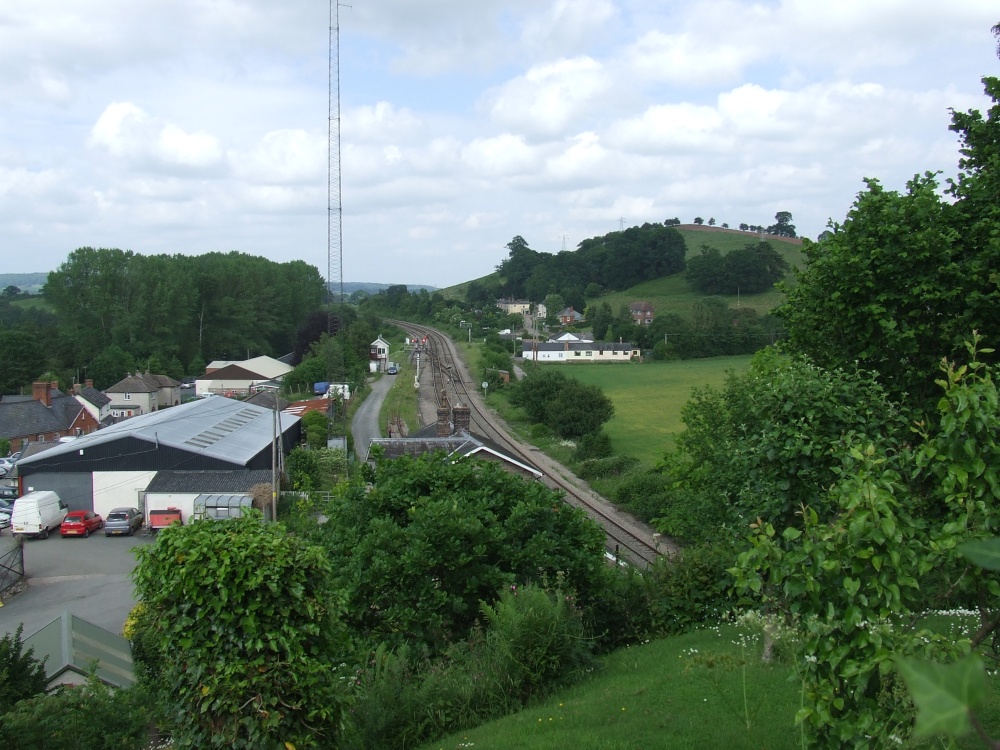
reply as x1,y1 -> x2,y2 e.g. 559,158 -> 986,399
0,390 -> 85,441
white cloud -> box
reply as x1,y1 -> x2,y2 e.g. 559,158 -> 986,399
234,129 -> 326,185
482,57 -> 614,139
89,102 -> 225,173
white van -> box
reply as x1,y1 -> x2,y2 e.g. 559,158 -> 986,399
11,491 -> 69,539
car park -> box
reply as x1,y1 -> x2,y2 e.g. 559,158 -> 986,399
60,510 -> 104,538
104,507 -> 144,537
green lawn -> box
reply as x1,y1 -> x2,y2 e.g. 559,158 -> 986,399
422,617 -> 1000,750
550,356 -> 753,463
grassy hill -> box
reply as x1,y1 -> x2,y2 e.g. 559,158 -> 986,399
439,225 -> 806,320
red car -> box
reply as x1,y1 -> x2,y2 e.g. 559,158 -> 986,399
61,510 -> 104,538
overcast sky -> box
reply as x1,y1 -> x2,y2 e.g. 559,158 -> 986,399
1,1 -> 997,288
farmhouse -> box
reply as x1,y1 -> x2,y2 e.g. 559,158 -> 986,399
497,298 -> 531,316
15,396 -> 300,520
522,340 -> 640,363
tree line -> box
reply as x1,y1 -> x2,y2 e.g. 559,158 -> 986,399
0,248 -> 326,392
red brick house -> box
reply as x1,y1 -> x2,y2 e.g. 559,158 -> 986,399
630,301 -> 655,325
0,381 -> 101,452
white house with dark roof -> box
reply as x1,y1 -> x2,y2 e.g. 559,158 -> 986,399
522,339 -> 640,363
103,372 -> 181,418
15,396 -> 300,519
72,379 -> 113,425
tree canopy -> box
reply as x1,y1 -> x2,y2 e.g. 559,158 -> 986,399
315,453 -> 607,654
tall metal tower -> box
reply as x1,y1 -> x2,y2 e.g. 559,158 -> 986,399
327,1 -> 349,438
328,1 -> 343,335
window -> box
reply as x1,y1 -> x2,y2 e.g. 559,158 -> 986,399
586,351 -> 593,356
124,392 -> 132,400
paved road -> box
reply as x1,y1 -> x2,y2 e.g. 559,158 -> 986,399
351,374 -> 395,461
0,530 -> 154,638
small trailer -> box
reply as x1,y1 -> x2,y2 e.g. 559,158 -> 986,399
148,508 -> 183,532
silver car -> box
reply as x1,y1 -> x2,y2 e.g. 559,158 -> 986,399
104,507 -> 143,536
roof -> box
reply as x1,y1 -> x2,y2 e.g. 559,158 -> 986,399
557,307 -> 584,320
368,430 -> 542,480
16,396 -> 299,468
76,386 -> 111,408
104,372 -> 180,394
146,469 -> 273,493
25,612 -> 134,688
284,398 -> 331,417
200,363 -> 270,382
0,390 -> 86,440
629,301 -> 655,312
244,391 -> 290,410
206,356 -> 294,380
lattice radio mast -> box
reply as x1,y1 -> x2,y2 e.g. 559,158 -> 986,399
328,1 -> 344,335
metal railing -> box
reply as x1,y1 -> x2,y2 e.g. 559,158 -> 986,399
0,542 -> 25,597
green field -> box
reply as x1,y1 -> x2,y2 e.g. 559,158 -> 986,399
548,356 -> 752,463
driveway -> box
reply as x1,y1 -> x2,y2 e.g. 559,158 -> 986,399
351,374 -> 396,460
0,530 -> 153,638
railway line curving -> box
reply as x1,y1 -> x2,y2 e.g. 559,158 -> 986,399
388,320 -> 676,567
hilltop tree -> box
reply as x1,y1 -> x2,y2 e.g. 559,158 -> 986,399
693,216 -> 704,225
766,211 -> 797,237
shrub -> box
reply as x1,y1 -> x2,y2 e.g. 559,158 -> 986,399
0,675 -> 149,750
577,454 -> 640,480
349,584 -> 595,750
132,515 -> 351,749
615,469 -> 670,521
574,430 -> 613,461
0,624 -> 47,708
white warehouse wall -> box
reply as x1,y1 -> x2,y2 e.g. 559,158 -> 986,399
92,471 -> 157,519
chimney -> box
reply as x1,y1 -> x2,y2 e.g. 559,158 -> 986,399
32,381 -> 51,407
453,404 -> 471,434
73,382 -> 82,395
436,390 -> 451,437
85,379 -> 93,388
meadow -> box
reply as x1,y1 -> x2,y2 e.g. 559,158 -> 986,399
550,356 -> 753,463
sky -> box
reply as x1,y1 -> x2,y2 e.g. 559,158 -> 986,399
1,1 -> 998,289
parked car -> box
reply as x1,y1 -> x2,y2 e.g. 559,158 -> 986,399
0,486 -> 17,499
104,507 -> 143,537
386,365 -> 398,375
11,490 -> 69,539
0,499 -> 11,531
61,510 -> 104,538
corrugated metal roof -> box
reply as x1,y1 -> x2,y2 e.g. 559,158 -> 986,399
16,396 -> 298,468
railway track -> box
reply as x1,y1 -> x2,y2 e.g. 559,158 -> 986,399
388,320 -> 669,568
